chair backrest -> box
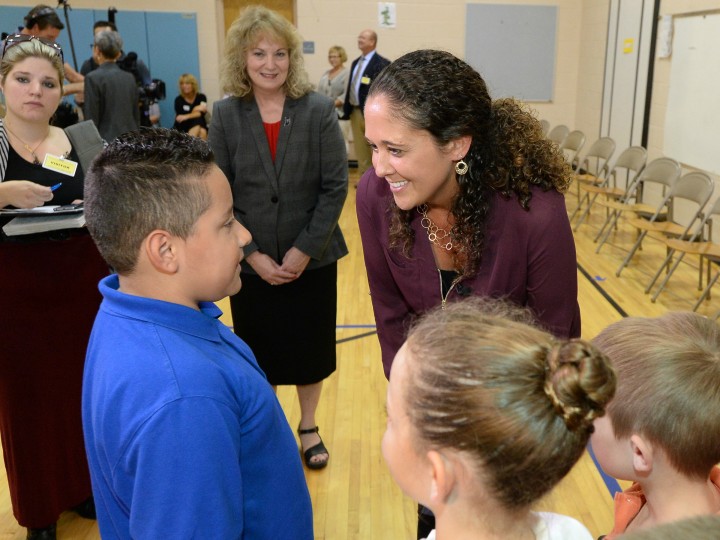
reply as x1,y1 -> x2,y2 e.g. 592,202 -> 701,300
607,146 -> 647,195
632,157 -> 682,215
539,119 -> 550,136
561,130 -> 586,168
613,145 -> 647,172
669,171 -> 714,207
695,196 -> 720,242
665,171 -> 715,229
577,136 -> 616,177
547,124 -> 569,145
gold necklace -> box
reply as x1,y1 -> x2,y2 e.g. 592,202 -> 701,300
5,122 -> 50,165
418,204 -> 453,251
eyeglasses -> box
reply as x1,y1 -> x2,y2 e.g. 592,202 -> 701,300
1,34 -> 64,63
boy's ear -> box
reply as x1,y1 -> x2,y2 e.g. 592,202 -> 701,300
144,230 -> 180,274
630,434 -> 654,475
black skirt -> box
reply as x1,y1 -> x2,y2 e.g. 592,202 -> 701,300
230,263 -> 337,385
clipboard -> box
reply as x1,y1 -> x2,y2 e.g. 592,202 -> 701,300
0,204 -> 84,217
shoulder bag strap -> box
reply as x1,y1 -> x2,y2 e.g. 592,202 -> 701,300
0,119 -> 8,182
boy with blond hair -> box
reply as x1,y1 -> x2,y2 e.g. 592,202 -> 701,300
82,129 -> 312,539
591,312 -> 720,538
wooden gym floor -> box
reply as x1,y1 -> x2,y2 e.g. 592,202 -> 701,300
2,168 -> 717,539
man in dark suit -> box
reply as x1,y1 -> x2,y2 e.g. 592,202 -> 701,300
342,29 -> 390,173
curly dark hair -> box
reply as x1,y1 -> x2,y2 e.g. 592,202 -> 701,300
367,49 -> 572,276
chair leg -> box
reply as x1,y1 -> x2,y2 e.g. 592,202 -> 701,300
692,270 -> 720,312
573,193 -> 598,231
595,211 -> 620,252
616,230 -> 647,277
649,251 -> 684,301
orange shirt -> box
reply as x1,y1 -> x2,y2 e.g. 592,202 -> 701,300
604,466 -> 720,539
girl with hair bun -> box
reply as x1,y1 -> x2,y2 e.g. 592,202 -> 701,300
383,298 -> 616,540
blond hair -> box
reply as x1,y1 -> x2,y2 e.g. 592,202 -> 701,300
220,5 -> 313,99
329,45 -> 347,63
592,312 -> 720,478
178,73 -> 199,95
1,38 -> 64,85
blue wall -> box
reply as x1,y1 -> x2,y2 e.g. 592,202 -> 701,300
2,6 -> 200,129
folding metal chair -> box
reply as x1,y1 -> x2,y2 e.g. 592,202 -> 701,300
569,136 -> 616,222
574,146 -> 646,231
595,157 -> 681,255
539,119 -> 550,136
559,130 -> 586,171
547,124 -> 569,146
647,196 -> 720,305
616,171 -> 714,277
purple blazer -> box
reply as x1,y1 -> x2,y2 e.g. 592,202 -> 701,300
356,169 -> 581,379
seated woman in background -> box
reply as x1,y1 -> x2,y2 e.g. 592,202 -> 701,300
173,73 -> 208,139
383,298 -> 616,540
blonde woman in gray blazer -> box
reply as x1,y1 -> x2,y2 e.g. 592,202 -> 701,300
209,6 -> 348,471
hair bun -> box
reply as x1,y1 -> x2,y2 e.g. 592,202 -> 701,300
542,340 -> 616,432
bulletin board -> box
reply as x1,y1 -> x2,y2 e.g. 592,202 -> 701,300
664,12 -> 720,175
465,4 -> 557,101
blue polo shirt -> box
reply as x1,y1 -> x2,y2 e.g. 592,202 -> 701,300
82,275 -> 312,539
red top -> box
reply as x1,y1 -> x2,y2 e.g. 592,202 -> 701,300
263,121 -> 281,162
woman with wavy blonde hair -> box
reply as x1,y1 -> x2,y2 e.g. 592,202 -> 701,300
208,5 -> 348,471
384,298 -> 616,540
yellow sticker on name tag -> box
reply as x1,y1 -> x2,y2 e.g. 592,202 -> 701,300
42,154 -> 78,177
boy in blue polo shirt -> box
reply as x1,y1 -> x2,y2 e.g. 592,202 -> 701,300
82,129 -> 313,539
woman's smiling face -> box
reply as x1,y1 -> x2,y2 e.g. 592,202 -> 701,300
245,36 -> 289,95
364,94 -> 463,211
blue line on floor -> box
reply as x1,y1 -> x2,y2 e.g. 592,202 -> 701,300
577,262 -> 625,500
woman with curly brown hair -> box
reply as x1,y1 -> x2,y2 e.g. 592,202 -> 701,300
356,49 -> 580,535
358,49 -> 579,376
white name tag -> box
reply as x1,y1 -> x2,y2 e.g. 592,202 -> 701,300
42,154 -> 78,177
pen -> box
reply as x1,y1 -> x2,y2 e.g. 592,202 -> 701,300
50,183 -> 62,192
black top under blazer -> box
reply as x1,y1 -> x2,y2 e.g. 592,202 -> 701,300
342,52 -> 391,119
209,92 -> 349,274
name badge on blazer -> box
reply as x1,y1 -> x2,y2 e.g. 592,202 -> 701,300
361,76 -> 371,85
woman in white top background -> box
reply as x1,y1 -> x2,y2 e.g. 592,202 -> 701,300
383,298 -> 616,540
317,45 -> 348,114
318,46 -> 352,160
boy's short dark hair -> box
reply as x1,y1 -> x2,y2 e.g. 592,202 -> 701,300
24,5 -> 64,31
592,312 -> 720,478
84,128 -> 215,274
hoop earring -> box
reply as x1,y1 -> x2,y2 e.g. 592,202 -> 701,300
455,159 -> 468,176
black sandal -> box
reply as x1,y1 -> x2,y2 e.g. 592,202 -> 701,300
298,425 -> 329,470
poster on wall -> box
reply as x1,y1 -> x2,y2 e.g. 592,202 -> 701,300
378,3 -> 396,28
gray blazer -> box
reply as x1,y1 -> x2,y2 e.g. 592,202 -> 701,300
84,62 -> 140,142
209,92 -> 348,274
